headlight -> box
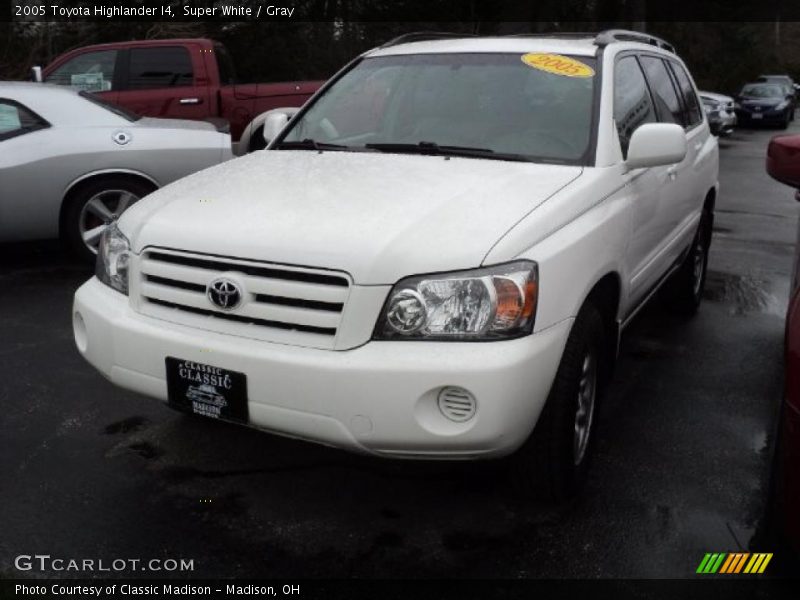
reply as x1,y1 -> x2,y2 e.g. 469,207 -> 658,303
373,261 -> 538,341
777,101 -> 789,110
95,222 -> 131,295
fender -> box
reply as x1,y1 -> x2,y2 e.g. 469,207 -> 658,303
63,168 -> 160,197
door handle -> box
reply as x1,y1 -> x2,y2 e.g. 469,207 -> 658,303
667,166 -> 678,181
179,97 -> 202,105
694,142 -> 703,151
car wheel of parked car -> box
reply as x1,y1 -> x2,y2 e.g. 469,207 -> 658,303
509,303 -> 606,502
63,177 -> 155,262
668,209 -> 711,315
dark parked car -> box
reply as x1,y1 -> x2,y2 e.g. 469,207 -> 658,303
736,83 -> 794,128
765,134 -> 800,557
758,74 -> 796,92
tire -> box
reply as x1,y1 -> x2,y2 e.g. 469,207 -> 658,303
781,111 -> 791,129
667,208 -> 711,315
508,303 -> 606,502
62,177 -> 155,262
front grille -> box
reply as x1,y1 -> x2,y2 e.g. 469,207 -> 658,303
136,249 -> 351,348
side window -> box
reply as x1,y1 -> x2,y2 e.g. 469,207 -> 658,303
639,56 -> 683,126
215,45 -> 237,86
669,62 -> 703,128
44,50 -> 116,92
614,56 -> 657,156
0,100 -> 48,142
127,47 -> 194,90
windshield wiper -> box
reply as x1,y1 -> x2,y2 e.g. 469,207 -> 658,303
364,141 -> 533,162
276,138 -> 350,151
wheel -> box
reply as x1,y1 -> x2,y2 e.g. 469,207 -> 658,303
508,303 -> 606,502
62,177 -> 154,262
781,111 -> 791,129
667,209 -> 711,315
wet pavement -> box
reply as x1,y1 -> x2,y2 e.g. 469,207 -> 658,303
1,124 -> 799,580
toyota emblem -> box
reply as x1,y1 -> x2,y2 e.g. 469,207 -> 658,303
207,278 -> 243,310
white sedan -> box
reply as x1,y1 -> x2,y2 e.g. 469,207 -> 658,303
0,82 -> 232,260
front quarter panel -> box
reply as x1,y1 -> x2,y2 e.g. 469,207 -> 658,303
483,167 -> 631,332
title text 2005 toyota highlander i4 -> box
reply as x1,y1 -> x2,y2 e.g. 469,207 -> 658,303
73,30 -> 718,500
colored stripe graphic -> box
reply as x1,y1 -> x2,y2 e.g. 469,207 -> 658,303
699,553 -> 774,574
697,553 -> 726,573
719,554 -> 736,573
733,553 -> 749,573
696,553 -> 713,573
710,553 -> 726,573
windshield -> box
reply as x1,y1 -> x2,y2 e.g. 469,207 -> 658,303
280,53 -> 597,164
740,84 -> 784,98
78,91 -> 140,121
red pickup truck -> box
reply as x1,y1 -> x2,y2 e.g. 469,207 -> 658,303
38,38 -> 324,151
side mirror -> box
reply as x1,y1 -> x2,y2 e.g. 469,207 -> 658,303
626,123 -> 687,170
31,66 -> 43,83
262,111 -> 292,146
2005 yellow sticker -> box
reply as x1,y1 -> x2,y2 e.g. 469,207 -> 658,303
521,53 -> 595,78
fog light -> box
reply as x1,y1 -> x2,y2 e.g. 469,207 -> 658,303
437,387 -> 477,422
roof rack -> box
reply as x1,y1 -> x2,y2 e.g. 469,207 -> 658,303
380,31 -> 477,48
379,29 -> 675,54
505,32 -> 597,40
594,29 -> 675,53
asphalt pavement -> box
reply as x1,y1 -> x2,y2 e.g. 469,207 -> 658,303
1,123 -> 799,580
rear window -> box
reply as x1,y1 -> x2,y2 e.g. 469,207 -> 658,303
215,45 -> 237,86
126,47 -> 194,90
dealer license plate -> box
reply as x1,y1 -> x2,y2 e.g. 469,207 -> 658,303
166,357 -> 248,423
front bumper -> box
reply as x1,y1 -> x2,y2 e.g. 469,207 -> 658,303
735,107 -> 787,123
74,277 -> 571,459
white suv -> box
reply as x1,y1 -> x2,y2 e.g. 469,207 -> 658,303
74,30 -> 718,500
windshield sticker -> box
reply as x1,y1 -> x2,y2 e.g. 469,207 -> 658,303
70,72 -> 110,92
521,53 -> 595,78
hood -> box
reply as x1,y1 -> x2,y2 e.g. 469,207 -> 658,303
121,150 -> 582,284
739,95 -> 784,106
700,92 -> 733,104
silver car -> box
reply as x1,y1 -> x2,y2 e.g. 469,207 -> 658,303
699,91 -> 737,136
0,82 -> 232,259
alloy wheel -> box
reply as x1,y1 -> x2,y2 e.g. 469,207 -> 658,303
78,189 -> 140,255
573,350 -> 597,466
